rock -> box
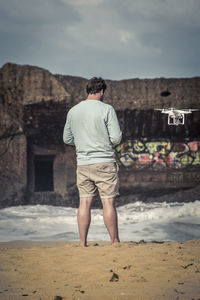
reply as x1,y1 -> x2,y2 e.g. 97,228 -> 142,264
54,296 -> 63,300
109,271 -> 119,282
181,263 -> 193,269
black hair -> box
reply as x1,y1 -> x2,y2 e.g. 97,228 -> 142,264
86,77 -> 107,94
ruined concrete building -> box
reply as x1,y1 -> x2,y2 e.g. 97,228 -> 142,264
0,63 -> 200,208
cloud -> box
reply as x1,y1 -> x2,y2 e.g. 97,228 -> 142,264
0,0 -> 80,24
64,0 -> 103,6
0,0 -> 81,40
0,0 -> 81,67
0,0 -> 199,79
119,30 -> 132,43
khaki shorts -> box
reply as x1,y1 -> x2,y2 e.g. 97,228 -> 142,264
76,162 -> 119,199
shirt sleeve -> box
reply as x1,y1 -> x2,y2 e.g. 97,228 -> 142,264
106,106 -> 122,146
63,111 -> 75,145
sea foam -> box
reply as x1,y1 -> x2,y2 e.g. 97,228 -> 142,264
0,201 -> 200,242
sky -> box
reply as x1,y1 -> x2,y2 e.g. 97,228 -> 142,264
0,0 -> 200,80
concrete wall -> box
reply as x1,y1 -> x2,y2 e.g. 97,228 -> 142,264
25,144 -> 78,207
0,134 -> 27,207
0,63 -> 200,208
116,139 -> 200,169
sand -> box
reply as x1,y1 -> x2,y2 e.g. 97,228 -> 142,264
0,239 -> 200,300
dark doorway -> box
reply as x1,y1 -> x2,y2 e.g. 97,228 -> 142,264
34,155 -> 54,192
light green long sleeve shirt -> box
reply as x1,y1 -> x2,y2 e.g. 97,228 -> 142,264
63,99 -> 122,165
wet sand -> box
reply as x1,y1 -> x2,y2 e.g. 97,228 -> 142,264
0,239 -> 200,300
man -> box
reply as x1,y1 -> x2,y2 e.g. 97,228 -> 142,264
63,77 -> 122,247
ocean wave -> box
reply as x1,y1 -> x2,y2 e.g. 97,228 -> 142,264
0,201 -> 200,242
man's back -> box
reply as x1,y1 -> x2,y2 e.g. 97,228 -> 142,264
63,99 -> 122,165
63,77 -> 121,246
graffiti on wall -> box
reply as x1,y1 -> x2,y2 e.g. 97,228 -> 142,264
115,139 -> 200,170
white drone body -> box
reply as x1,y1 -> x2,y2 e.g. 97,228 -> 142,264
155,108 -> 199,126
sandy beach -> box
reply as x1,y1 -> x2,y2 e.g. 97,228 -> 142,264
0,239 -> 200,300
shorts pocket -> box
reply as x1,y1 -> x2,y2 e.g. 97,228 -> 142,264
98,163 -> 117,173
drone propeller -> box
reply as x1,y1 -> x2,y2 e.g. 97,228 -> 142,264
155,108 -> 199,112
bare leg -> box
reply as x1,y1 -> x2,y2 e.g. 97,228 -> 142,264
101,197 -> 120,244
77,197 -> 94,247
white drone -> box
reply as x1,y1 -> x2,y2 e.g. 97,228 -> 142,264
155,108 -> 199,126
